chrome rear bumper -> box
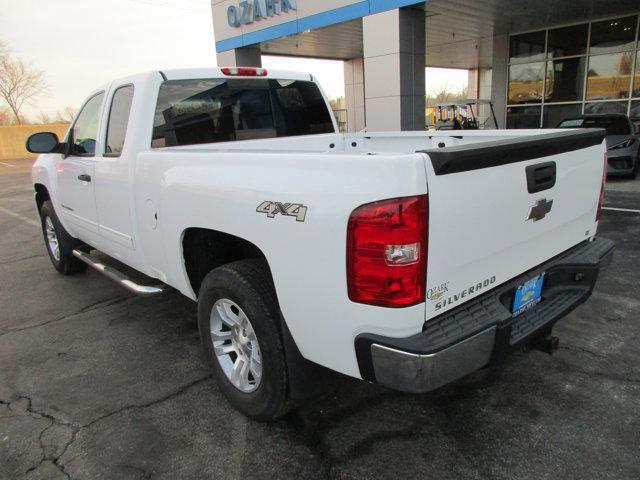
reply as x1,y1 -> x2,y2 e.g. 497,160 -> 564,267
355,237 -> 614,393
371,327 -> 496,392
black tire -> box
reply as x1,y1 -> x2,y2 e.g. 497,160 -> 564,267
39,200 -> 87,275
197,259 -> 289,421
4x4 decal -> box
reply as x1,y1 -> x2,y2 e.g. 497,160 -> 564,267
257,201 -> 308,222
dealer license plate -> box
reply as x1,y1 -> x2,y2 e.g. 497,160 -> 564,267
512,273 -> 545,316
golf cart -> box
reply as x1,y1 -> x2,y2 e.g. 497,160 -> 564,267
435,99 -> 499,130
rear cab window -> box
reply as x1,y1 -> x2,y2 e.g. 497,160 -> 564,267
151,78 -> 335,148
105,85 -> 134,156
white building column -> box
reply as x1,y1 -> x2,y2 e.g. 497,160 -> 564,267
362,7 -> 425,131
344,58 -> 365,132
490,34 -> 509,129
216,45 -> 262,67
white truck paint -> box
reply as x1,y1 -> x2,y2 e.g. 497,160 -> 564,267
31,68 -> 612,416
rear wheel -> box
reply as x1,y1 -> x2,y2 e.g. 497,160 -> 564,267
39,200 -> 87,275
197,259 -> 289,421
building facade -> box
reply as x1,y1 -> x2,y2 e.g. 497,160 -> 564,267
212,0 -> 640,131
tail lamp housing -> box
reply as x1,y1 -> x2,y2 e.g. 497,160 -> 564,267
347,195 -> 428,308
596,151 -> 607,222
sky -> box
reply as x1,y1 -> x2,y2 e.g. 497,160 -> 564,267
0,0 -> 468,120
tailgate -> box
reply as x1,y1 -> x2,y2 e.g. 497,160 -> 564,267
421,129 -> 606,321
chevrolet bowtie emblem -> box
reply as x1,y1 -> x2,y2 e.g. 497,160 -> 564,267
527,198 -> 553,222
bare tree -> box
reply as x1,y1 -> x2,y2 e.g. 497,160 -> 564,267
425,82 -> 469,105
0,45 -> 47,125
54,106 -> 76,124
37,111 -> 52,124
0,106 -> 12,126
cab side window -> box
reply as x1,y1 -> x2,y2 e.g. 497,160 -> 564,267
70,92 -> 104,156
105,85 -> 134,156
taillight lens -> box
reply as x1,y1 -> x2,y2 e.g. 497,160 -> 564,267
220,67 -> 267,77
596,151 -> 607,222
347,195 -> 428,307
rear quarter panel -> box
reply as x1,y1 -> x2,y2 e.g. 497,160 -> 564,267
134,149 -> 429,378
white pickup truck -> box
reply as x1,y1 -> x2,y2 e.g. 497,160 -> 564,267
29,67 -> 613,420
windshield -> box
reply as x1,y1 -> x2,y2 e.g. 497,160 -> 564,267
152,78 -> 335,148
557,116 -> 630,135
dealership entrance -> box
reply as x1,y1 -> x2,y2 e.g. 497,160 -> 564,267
212,0 -> 640,131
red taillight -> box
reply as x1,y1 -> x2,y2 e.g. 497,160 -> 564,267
220,67 -> 267,77
347,195 -> 428,308
596,151 -> 607,221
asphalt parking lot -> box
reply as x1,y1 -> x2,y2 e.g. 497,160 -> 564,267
1,158 -> 639,480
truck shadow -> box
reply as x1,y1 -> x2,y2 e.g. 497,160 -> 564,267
281,362 -> 520,478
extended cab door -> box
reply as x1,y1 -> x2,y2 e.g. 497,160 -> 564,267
56,92 -> 104,238
93,84 -> 135,252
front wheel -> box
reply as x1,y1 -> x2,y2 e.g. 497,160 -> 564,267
39,200 -> 87,275
197,259 -> 290,421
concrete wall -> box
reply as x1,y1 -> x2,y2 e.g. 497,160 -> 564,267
362,7 -> 425,131
0,124 -> 69,160
343,58 -> 365,131
216,45 -> 262,67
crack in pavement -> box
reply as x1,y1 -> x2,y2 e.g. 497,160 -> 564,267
287,391 -> 405,478
121,464 -> 153,480
1,375 -> 212,479
1,395 -> 78,479
0,296 -> 130,337
82,374 -> 213,429
558,344 -> 608,359
555,356 -> 640,385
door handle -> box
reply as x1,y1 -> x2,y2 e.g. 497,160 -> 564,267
77,174 -> 92,182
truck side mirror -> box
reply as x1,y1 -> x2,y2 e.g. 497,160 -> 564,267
26,132 -> 62,154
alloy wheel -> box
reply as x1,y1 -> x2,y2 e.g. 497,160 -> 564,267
210,298 -> 262,393
44,216 -> 60,261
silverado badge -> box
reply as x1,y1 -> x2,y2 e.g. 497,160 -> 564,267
527,198 -> 553,222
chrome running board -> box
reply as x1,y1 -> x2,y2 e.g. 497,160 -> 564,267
72,249 -> 165,296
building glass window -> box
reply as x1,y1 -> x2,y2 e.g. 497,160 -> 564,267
545,57 -> 586,102
507,17 -> 640,129
589,16 -> 638,54
542,104 -> 582,128
584,101 -> 628,114
506,106 -> 541,129
547,24 -> 588,58
630,101 -> 640,131
634,50 -> 640,97
509,31 -> 546,63
508,62 -> 545,104
586,52 -> 634,100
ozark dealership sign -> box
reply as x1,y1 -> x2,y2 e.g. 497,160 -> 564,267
227,0 -> 297,27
